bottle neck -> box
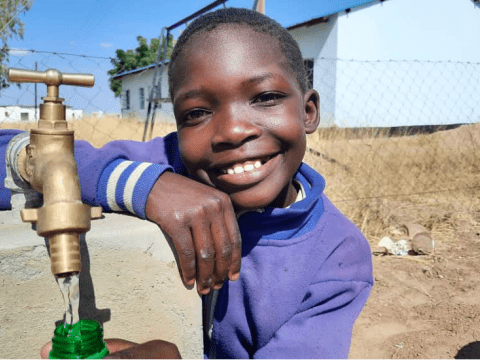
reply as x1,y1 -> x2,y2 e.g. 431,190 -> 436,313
49,319 -> 109,359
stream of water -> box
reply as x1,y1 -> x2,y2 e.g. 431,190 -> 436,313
55,273 -> 80,327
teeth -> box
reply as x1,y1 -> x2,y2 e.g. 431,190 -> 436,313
224,159 -> 265,175
244,164 -> 254,172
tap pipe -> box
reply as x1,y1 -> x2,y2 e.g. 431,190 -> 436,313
7,68 -> 102,277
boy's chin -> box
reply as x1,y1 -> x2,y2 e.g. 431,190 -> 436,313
231,195 -> 271,214
230,190 -> 292,214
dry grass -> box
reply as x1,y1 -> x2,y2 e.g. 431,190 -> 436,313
3,116 -> 479,242
305,123 -> 480,241
0,115 -> 177,148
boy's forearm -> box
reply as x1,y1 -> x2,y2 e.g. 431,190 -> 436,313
1,130 -> 178,214
96,158 -> 172,218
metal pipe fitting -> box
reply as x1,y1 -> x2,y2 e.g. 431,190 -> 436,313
7,68 -> 102,276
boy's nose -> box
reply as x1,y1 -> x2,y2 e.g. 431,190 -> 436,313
211,109 -> 261,149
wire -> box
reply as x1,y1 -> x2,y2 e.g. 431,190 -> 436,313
8,48 -> 114,60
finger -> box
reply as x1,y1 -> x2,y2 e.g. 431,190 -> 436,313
105,340 -> 181,359
105,338 -> 138,354
210,212 -> 233,289
160,229 -> 191,289
40,341 -> 52,359
192,218 -> 215,295
224,204 -> 242,281
166,227 -> 197,290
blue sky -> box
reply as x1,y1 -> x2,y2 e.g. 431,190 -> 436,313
7,0 -> 339,59
5,0 -> 345,113
3,0 -> 480,116
7,0 -> 479,61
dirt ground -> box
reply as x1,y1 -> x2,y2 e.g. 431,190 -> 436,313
349,214 -> 480,359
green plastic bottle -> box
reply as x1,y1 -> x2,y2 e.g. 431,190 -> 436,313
49,319 -> 109,359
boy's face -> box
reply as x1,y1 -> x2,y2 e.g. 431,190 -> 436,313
171,24 -> 320,212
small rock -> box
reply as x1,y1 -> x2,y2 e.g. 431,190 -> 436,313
403,223 -> 435,255
411,233 -> 434,255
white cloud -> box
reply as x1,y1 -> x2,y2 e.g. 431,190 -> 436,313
99,42 -> 113,48
8,49 -> 31,56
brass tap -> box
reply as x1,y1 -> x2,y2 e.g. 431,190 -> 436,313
7,68 -> 102,277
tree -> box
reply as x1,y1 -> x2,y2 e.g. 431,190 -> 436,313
108,35 -> 174,97
0,0 -> 33,89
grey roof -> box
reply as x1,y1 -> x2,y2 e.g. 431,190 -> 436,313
287,0 -> 385,30
113,60 -> 170,79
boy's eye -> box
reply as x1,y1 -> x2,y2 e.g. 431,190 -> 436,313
252,92 -> 285,106
180,108 -> 211,126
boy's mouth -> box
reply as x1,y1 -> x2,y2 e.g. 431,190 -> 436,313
207,153 -> 282,189
217,154 -> 276,175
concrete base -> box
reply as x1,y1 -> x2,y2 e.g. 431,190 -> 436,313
0,212 -> 203,359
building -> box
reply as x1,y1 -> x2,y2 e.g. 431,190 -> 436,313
0,105 -> 83,123
113,62 -> 174,122
114,0 -> 480,127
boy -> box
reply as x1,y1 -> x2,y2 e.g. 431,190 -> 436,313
1,8 -> 373,359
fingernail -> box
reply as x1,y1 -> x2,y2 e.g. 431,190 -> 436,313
199,287 -> 211,295
230,273 -> 240,281
213,283 -> 223,290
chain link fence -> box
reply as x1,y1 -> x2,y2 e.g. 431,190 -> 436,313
1,49 -> 479,240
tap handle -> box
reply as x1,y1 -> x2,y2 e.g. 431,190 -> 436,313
7,68 -> 94,88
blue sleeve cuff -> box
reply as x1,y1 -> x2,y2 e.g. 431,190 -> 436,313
97,159 -> 173,219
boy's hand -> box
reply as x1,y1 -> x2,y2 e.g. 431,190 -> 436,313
145,171 -> 242,294
40,339 -> 181,359
103,339 -> 181,359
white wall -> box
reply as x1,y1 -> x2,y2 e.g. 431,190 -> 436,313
120,66 -> 173,121
0,106 -> 83,123
289,15 -> 338,127
0,106 -> 36,123
335,0 -> 480,127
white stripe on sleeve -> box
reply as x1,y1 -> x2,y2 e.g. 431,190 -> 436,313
123,162 -> 152,214
106,160 -> 133,211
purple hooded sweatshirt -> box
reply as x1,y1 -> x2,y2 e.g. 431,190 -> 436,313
0,130 -> 373,358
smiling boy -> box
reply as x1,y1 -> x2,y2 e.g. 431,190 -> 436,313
0,7 -> 373,359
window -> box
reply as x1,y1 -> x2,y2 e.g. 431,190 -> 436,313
139,88 -> 145,109
21,112 -> 29,121
304,59 -> 314,90
124,90 -> 130,110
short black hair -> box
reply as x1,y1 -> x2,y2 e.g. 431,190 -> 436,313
168,7 -> 307,100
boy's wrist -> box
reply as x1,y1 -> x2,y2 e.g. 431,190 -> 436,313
97,159 -> 173,219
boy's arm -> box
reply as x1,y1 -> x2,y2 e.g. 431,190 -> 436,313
254,235 -> 373,359
74,134 -> 182,215
1,131 -> 241,294
0,130 -> 176,211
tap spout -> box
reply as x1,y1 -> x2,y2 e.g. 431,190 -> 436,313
20,130 -> 92,276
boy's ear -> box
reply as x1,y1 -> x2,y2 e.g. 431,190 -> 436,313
303,89 -> 320,134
